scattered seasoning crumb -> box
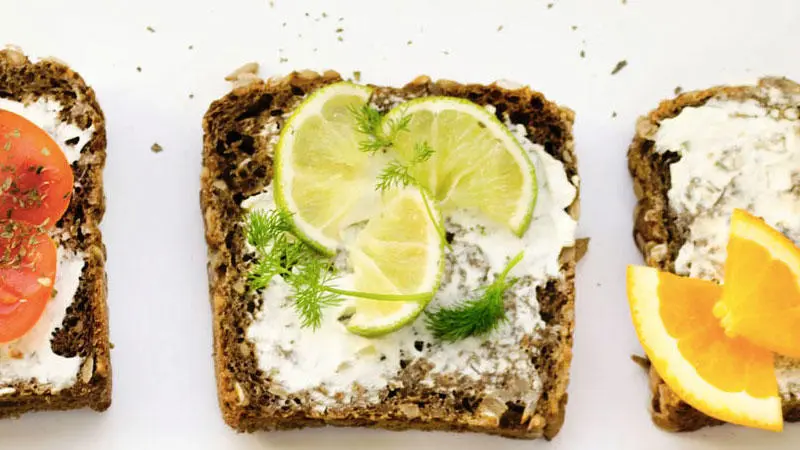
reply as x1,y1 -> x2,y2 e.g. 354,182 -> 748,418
336,28 -> 343,33
322,12 -> 327,18
189,93 -> 194,99
136,66 -> 142,72
547,3 -> 553,8
269,0 -> 274,7
313,48 -> 318,52
611,60 -> 628,75
579,50 -> 585,58
612,111 -> 617,118
282,22 -> 287,27
442,50 -> 450,55
622,0 -> 627,4
305,12 -> 309,17
497,25 -> 504,32
338,17 -> 344,21
146,26 -> 155,33
674,86 -> 683,95
337,36 -> 343,42
279,57 -> 289,63
188,45 -> 194,50
571,25 -> 578,31
407,40 -> 413,46
151,143 -> 163,154
353,71 -> 361,82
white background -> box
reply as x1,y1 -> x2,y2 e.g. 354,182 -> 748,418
2,0 -> 799,448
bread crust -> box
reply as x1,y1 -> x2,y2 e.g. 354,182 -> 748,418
0,49 -> 111,417
201,71 -> 580,439
628,77 -> 800,431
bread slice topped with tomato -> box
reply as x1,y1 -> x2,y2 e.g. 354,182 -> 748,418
0,48 -> 110,417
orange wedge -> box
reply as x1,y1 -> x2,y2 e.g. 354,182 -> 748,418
627,265 -> 782,431
714,209 -> 800,358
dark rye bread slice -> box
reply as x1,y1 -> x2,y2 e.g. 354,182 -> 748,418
0,49 -> 111,417
628,77 -> 800,431
201,71 -> 580,439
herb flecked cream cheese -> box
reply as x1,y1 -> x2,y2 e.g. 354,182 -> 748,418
241,107 -> 578,415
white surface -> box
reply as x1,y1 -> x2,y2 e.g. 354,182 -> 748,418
1,0 -> 799,448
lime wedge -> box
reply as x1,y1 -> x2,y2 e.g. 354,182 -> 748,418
383,97 -> 537,235
344,187 -> 444,337
273,82 -> 384,255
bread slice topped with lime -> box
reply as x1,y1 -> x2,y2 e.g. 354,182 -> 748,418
201,71 -> 581,439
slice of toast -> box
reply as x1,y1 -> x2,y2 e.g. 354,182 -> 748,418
0,49 -> 111,417
201,71 -> 580,439
628,77 -> 800,431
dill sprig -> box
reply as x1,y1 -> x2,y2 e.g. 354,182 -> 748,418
425,251 -> 525,341
245,209 -> 435,329
349,104 -> 411,154
375,141 -> 434,192
245,209 -> 340,328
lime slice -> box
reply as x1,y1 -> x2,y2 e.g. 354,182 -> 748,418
383,97 -> 537,236
344,187 -> 444,337
273,82 -> 384,255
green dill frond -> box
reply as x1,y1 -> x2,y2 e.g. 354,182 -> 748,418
245,209 -> 293,250
385,110 -> 412,141
349,104 -> 412,154
425,252 -> 524,341
376,160 -> 416,192
349,104 -> 390,154
248,255 -> 284,291
358,137 -> 390,154
291,257 -> 343,329
244,208 -> 342,329
374,140 -> 435,193
412,141 -> 435,163
425,284 -> 508,341
349,104 -> 383,137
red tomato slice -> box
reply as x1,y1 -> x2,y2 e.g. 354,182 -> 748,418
0,110 -> 74,228
0,221 -> 57,343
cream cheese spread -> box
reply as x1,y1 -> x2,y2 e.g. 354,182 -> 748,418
243,110 -> 577,411
654,95 -> 800,398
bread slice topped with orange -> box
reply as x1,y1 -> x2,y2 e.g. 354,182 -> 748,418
628,78 -> 800,431
0,48 -> 111,417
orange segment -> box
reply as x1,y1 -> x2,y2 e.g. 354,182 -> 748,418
715,209 -> 800,358
627,265 -> 782,431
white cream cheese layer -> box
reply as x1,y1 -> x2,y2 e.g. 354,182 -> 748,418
0,97 -> 91,393
0,249 -> 86,392
0,97 -> 93,164
244,113 -> 577,409
654,96 -> 800,397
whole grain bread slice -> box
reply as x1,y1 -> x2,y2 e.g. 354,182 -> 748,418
0,48 -> 111,417
628,77 -> 800,431
201,70 -> 580,439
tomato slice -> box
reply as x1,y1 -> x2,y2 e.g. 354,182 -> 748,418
0,110 -> 74,228
0,221 -> 57,343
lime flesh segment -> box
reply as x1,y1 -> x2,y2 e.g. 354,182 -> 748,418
383,97 -> 537,236
344,188 -> 444,337
274,82 -> 383,254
